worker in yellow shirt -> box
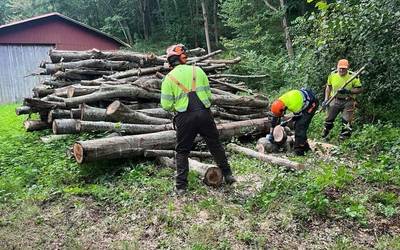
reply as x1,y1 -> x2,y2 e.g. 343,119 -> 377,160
321,59 -> 363,140
161,44 -> 236,195
268,88 -> 319,156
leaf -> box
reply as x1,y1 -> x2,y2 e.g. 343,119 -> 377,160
316,1 -> 328,11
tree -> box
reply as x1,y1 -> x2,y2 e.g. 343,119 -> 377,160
262,0 -> 294,58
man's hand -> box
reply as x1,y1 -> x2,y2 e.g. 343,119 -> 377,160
321,100 -> 329,110
280,120 -> 288,127
337,88 -> 351,95
266,134 -> 274,143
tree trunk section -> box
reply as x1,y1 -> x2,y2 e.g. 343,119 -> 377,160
228,143 -> 304,170
157,157 -> 223,187
53,119 -> 79,134
77,120 -> 173,135
24,120 -> 50,131
106,101 -> 171,124
73,118 -> 269,163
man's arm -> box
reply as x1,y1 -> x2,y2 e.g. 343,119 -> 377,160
324,84 -> 332,101
351,87 -> 363,94
160,79 -> 175,111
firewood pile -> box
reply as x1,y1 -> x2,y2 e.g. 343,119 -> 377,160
16,47 -> 272,175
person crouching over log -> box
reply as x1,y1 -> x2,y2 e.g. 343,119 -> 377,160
161,44 -> 236,195
267,88 -> 319,156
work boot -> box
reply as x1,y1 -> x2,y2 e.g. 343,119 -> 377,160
224,174 -> 237,185
322,128 -> 330,139
175,188 -> 187,196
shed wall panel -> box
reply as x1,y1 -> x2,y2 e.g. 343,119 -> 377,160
0,45 -> 52,104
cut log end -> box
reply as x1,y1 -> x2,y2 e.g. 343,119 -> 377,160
203,167 -> 223,187
67,86 -> 75,98
106,100 -> 121,115
73,143 -> 84,164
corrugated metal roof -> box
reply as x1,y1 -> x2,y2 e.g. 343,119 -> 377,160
0,12 -> 131,48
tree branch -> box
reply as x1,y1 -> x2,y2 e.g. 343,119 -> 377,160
263,0 -> 278,12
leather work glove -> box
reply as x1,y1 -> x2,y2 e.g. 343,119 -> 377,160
280,120 -> 289,127
266,134 -> 274,143
337,88 -> 351,95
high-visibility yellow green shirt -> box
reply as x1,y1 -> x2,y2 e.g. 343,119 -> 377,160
279,90 -> 304,113
161,64 -> 212,112
327,71 -> 362,98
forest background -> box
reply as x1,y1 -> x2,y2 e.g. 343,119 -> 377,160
1,0 -> 399,123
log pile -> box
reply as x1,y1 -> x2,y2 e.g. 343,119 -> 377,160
17,47 -> 272,168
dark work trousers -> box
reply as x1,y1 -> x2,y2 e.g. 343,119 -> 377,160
175,109 -> 232,190
324,97 -> 356,139
293,92 -> 319,155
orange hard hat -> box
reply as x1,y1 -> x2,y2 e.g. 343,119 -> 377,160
337,59 -> 349,69
271,99 -> 286,117
166,44 -> 187,59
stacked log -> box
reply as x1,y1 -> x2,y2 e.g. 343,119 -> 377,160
17,47 -> 271,167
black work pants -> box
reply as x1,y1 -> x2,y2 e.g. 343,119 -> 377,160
175,109 -> 232,190
294,99 -> 319,155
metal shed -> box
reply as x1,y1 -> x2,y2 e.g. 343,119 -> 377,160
0,12 -> 129,104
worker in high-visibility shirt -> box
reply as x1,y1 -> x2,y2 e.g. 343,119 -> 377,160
321,59 -> 363,140
161,44 -> 236,195
268,88 -> 319,156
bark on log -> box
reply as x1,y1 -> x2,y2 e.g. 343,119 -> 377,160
80,104 -> 107,121
143,150 -> 212,158
136,108 -> 173,119
33,85 -> 55,98
227,143 -> 304,170
212,109 -> 267,121
54,69 -> 114,81
220,106 -> 266,115
210,78 -> 252,94
48,109 -> 72,123
125,102 -> 159,110
24,98 -> 67,110
45,59 -> 138,74
42,80 -> 78,88
77,120 -> 173,134
211,88 -> 235,96
24,120 -> 50,132
157,157 -> 223,187
187,50 -> 222,64
70,108 -> 81,119
16,106 -> 32,115
52,119 -> 79,134
67,85 -> 99,97
73,118 -> 269,163
49,49 -> 166,65
64,85 -> 160,107
74,130 -> 177,163
212,94 -> 268,108
106,101 -> 171,124
103,65 -> 169,80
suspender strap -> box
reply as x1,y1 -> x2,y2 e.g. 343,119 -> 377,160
192,65 -> 197,91
167,66 -> 198,93
167,75 -> 190,93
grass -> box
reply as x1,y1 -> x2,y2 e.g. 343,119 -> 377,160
0,103 -> 399,248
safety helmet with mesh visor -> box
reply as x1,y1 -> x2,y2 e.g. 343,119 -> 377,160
166,44 -> 187,59
271,99 -> 286,117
